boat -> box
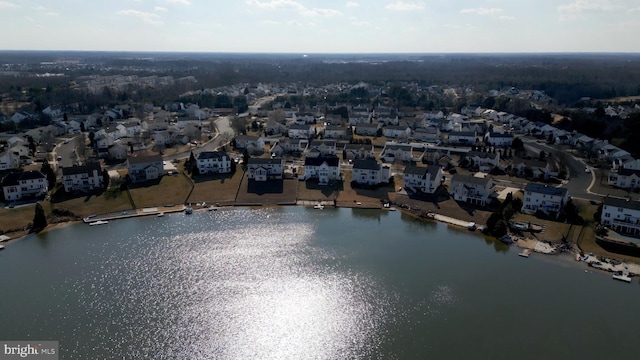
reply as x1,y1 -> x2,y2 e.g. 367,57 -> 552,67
207,205 -> 219,211
388,207 -> 397,211
313,204 -> 324,210
467,222 -> 477,231
613,267 -> 632,283
499,234 -> 513,244
89,220 -> 109,226
518,249 -> 532,258
185,206 -> 193,214
0,245 -> 5,250
83,214 -> 97,223
157,212 -> 164,217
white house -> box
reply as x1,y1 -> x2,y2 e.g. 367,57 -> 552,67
381,143 -> 413,163
247,158 -> 284,181
485,132 -> 514,147
288,124 -> 314,139
196,151 -> 232,174
412,126 -> 440,142
383,125 -> 412,139
351,159 -> 391,186
234,135 -> 266,153
465,151 -> 501,173
521,183 -> 569,218
308,140 -> 337,156
127,154 -> 163,183
0,151 -> 20,171
600,197 -> 640,236
402,165 -> 443,194
608,167 -> 640,189
107,143 -> 128,160
11,111 -> 33,124
343,144 -> 375,160
303,156 -> 341,184
450,174 -> 495,206
512,159 -> 558,179
62,162 -> 104,193
324,125 -> 350,139
1,170 -> 48,201
448,131 -> 477,145
354,123 -> 380,136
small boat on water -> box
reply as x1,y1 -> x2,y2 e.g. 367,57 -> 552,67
613,267 -> 632,283
518,249 -> 532,258
83,214 -> 97,223
157,212 -> 164,217
467,222 -> 477,231
0,245 -> 5,250
313,204 -> 324,210
89,220 -> 109,226
208,205 -> 219,211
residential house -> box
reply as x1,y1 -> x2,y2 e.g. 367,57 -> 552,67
0,151 -> 20,171
609,167 -> 640,189
7,136 -> 26,147
62,162 -> 104,193
234,135 -> 265,153
600,197 -> 640,236
381,143 -> 413,163
351,159 -> 391,186
127,155 -> 163,183
196,151 -> 232,174
308,140 -> 337,156
521,183 -> 569,217
383,125 -> 412,139
412,126 -> 440,143
1,170 -> 48,201
153,129 -> 178,147
343,144 -> 375,160
288,124 -> 314,139
303,155 -> 341,184
512,158 -> 557,179
402,165 -> 443,194
427,118 -> 454,132
118,120 -> 143,138
107,143 -> 128,160
275,138 -> 308,154
354,123 -> 380,136
11,111 -> 33,124
450,174 -> 495,206
349,116 -> 371,127
464,151 -> 501,173
448,131 -> 477,145
247,158 -> 284,181
265,121 -> 286,136
324,125 -> 350,139
485,132 -> 514,147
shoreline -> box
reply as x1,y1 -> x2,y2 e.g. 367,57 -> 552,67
3,203 -> 639,279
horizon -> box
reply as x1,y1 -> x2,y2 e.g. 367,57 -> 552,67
1,1 -> 640,53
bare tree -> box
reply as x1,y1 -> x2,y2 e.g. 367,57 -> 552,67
76,133 -> 87,162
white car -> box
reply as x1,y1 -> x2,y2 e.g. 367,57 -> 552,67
585,168 -> 591,173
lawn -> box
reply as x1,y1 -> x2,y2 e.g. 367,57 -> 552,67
49,187 -> 133,218
235,176 -> 298,205
0,203 -> 36,234
188,169 -> 244,205
296,177 -> 343,201
336,171 -> 394,208
129,173 -> 193,208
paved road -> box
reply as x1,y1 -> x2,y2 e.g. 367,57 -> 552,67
522,138 -> 600,201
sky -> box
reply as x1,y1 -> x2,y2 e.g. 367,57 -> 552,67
1,0 -> 640,53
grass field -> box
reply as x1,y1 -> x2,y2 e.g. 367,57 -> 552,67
49,187 -> 133,218
0,204 -> 36,234
188,169 -> 244,205
129,173 -> 193,208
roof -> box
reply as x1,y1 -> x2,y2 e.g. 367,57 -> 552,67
304,155 -> 340,167
467,151 -> 498,160
452,174 -> 492,186
404,165 -> 440,177
289,124 -> 311,130
488,132 -> 513,138
1,171 -> 46,187
603,196 -> 640,211
62,162 -> 102,176
248,158 -> 282,165
617,167 -> 640,177
356,123 -> 379,128
127,154 -> 163,165
352,159 -> 380,170
310,140 -> 336,147
235,135 -> 261,142
524,183 -> 568,197
450,131 -> 476,137
197,151 -> 229,160
344,143 -> 373,150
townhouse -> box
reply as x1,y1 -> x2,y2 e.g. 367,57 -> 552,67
450,174 -> 495,206
521,183 -> 569,218
62,162 -> 104,193
196,151 -> 232,175
402,165 -> 443,194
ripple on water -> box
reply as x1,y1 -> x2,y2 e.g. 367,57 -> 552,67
69,208 -> 390,359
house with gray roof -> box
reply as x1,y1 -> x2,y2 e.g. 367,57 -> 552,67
352,159 -> 391,186
196,151 -> 231,175
601,196 -> 640,237
62,162 -> 104,193
450,174 -> 495,206
403,165 -> 443,194
127,154 -> 163,183
1,170 -> 48,201
247,158 -> 283,181
521,183 -> 569,218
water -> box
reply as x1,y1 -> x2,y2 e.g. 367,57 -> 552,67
0,207 -> 638,359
